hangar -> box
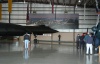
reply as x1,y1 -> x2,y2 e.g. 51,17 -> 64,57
0,0 -> 100,64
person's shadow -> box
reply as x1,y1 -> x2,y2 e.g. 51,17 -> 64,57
86,55 -> 93,64
23,49 -> 30,60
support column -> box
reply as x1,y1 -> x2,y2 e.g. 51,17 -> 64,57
30,2 -> 32,13
74,6 -> 75,14
87,28 -> 88,33
51,33 -> 53,45
55,5 -> 57,20
84,3 -> 86,22
9,12 -> 11,23
73,29 -> 75,46
0,3 -> 2,20
52,0 -> 54,14
8,0 -> 12,23
99,46 -> 100,54
96,15 -> 100,26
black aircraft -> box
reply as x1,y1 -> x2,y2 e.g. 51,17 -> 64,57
0,22 -> 31,36
0,23 -> 58,36
23,25 -> 58,35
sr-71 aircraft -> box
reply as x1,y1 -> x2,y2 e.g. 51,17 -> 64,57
23,25 -> 58,35
0,22 -> 58,36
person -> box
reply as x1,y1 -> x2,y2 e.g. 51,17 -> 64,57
76,34 -> 80,49
80,33 -> 86,50
34,34 -> 37,38
34,34 -> 38,47
83,33 -> 87,50
79,34 -> 84,50
58,34 -> 61,44
84,33 -> 94,54
24,33 -> 30,49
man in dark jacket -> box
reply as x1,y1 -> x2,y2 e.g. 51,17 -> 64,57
84,33 -> 93,54
24,33 -> 30,49
76,34 -> 80,49
79,35 -> 85,50
58,34 -> 61,45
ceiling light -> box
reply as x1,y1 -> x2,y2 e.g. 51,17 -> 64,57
78,0 -> 81,2
49,0 -> 51,5
49,2 -> 51,5
24,0 -> 26,3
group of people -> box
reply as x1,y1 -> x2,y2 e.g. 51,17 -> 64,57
76,32 -> 100,54
23,32 -> 100,54
76,33 -> 85,50
23,33 -> 38,50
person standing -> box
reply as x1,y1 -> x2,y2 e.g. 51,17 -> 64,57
24,33 -> 30,49
58,34 -> 61,45
80,33 -> 86,50
34,34 -> 38,47
76,34 -> 80,49
84,33 -> 94,54
79,34 -> 84,50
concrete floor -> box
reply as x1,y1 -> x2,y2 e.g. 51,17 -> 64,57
0,41 -> 99,64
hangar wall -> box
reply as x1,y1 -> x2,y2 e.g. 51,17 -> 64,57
0,3 -> 98,42
1,3 -> 97,29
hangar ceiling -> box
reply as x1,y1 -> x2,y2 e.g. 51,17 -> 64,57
1,0 -> 100,8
